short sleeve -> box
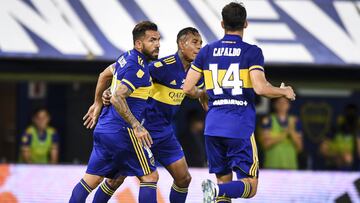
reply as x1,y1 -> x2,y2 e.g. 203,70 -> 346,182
191,45 -> 207,73
149,61 -> 166,82
52,132 -> 59,144
120,64 -> 147,92
196,76 -> 205,88
21,133 -> 32,146
248,46 -> 265,72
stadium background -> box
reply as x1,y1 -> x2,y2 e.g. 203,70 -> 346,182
0,0 -> 359,202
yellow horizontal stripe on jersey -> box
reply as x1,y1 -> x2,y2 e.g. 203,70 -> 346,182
240,69 -> 252,88
203,69 -> 253,90
150,83 -> 185,105
130,86 -> 151,100
115,80 -> 150,100
203,69 -> 214,89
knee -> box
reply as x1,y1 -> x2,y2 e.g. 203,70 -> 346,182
246,178 -> 258,198
83,174 -> 104,188
174,173 -> 192,187
107,176 -> 125,189
140,171 -> 159,183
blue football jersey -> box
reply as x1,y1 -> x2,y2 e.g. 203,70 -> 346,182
191,34 -> 264,138
96,49 -> 152,133
144,53 -> 204,138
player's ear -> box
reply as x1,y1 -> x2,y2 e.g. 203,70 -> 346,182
134,39 -> 143,50
221,21 -> 225,29
244,20 -> 248,29
178,39 -> 185,51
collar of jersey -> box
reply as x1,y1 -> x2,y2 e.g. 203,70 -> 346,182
223,34 -> 243,41
131,48 -> 148,63
174,52 -> 185,72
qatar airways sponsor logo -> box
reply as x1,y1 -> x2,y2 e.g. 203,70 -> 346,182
168,92 -> 186,103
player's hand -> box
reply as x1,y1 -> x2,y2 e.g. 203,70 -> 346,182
280,82 -> 296,101
133,124 -> 153,148
102,89 -> 112,106
199,91 -> 209,112
83,103 -> 102,129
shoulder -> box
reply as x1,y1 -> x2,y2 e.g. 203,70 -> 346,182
155,54 -> 177,67
149,54 -> 176,74
25,126 -> 34,135
199,44 -> 211,53
289,115 -> 299,123
120,50 -> 143,69
244,44 -> 262,56
21,127 -> 33,144
47,127 -> 57,135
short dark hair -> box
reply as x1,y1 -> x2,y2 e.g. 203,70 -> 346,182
32,107 -> 49,117
176,27 -> 200,44
132,21 -> 158,45
222,2 -> 247,31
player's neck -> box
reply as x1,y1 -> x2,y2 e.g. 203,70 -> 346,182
177,50 -> 191,71
276,112 -> 288,120
35,126 -> 46,135
134,47 -> 148,61
225,30 -> 243,38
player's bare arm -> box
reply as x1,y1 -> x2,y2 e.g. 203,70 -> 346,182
83,64 -> 114,129
183,68 -> 206,99
250,69 -> 296,100
110,83 -> 153,148
198,87 -> 209,111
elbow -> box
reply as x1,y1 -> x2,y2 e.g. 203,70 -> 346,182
110,91 -> 126,105
253,85 -> 265,96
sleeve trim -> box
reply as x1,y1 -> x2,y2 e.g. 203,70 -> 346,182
197,82 -> 205,88
110,64 -> 115,74
121,79 -> 136,91
249,65 -> 264,72
191,64 -> 203,73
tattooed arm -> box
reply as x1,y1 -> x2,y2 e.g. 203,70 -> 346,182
110,83 -> 153,147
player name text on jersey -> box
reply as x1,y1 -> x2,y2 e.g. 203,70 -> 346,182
213,48 -> 241,57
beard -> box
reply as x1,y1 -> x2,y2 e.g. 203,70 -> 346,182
142,47 -> 159,61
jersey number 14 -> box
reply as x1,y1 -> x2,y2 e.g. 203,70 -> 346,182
209,63 -> 243,95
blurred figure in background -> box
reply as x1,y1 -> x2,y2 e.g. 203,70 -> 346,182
19,107 -> 59,164
260,97 -> 303,169
181,109 -> 207,167
320,104 -> 360,170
